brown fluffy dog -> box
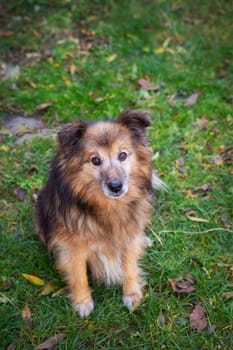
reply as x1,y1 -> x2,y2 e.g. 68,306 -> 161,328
35,110 -> 162,317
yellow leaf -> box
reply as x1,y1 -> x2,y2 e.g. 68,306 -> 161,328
0,145 -> 10,152
22,273 -> 45,286
106,54 -> 117,63
40,283 -> 58,296
186,215 -> 209,223
154,47 -> 166,55
142,47 -> 150,52
51,287 -> 65,298
62,77 -> 72,87
22,303 -> 32,321
126,33 -> 137,40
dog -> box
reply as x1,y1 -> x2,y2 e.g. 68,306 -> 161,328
35,110 -> 163,317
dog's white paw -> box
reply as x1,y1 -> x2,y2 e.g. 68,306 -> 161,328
123,292 -> 142,310
74,299 -> 94,317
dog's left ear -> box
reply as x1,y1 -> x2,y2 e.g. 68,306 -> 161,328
118,110 -> 151,143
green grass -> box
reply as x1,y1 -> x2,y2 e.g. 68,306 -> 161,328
0,0 -> 232,349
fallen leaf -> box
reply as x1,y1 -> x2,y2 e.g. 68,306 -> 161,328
51,287 -> 65,298
212,155 -> 224,166
183,16 -> 203,25
15,187 -> 26,201
62,77 -> 72,87
191,182 -> 211,197
6,341 -> 17,350
183,91 -> 201,107
222,291 -> 233,299
192,117 -> 209,128
36,102 -> 53,111
154,47 -> 166,54
208,324 -> 217,334
34,333 -> 66,350
219,145 -> 233,165
186,215 -> 209,223
21,303 -> 32,322
95,96 -> 105,103
182,272 -> 196,284
26,165 -> 37,176
157,313 -> 166,326
106,54 -> 117,63
69,63 -> 76,75
221,215 -> 230,230
40,283 -> 58,296
175,157 -> 184,169
168,276 -> 196,293
22,273 -> 45,286
137,78 -> 160,91
218,58 -> 229,79
175,157 -> 187,174
0,145 -> 10,152
190,303 -> 208,332
168,273 -> 196,294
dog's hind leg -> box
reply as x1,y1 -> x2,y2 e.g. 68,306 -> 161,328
54,237 -> 94,317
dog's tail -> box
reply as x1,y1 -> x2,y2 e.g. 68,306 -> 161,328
151,170 -> 168,191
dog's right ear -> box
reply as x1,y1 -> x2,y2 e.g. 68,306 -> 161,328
58,120 -> 87,147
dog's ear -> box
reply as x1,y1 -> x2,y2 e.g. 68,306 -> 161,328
118,110 -> 151,130
118,110 -> 151,143
58,119 -> 87,147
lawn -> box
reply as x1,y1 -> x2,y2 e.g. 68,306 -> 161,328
0,0 -> 232,349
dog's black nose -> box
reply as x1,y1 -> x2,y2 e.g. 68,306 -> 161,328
108,179 -> 123,193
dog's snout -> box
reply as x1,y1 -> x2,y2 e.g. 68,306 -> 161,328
108,179 -> 123,193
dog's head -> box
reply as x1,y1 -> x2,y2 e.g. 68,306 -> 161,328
57,110 -> 152,200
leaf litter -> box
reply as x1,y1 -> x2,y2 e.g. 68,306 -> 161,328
168,272 -> 196,293
189,303 -> 208,332
34,333 -> 66,350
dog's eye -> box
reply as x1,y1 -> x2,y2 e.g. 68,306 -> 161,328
91,156 -> 101,166
118,152 -> 127,162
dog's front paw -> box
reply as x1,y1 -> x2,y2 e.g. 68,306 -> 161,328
73,298 -> 94,317
123,291 -> 143,311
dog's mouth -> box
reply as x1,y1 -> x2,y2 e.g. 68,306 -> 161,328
101,179 -> 128,199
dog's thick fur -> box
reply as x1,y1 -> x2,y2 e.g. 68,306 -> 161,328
35,110 -> 159,317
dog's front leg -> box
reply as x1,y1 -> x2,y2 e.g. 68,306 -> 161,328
55,238 -> 94,317
122,240 -> 144,310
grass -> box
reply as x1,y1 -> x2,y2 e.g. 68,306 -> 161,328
0,0 -> 232,349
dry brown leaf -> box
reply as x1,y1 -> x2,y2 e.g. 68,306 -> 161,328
192,117 -> 209,128
138,78 -> 160,91
34,333 -> 66,350
183,91 -> 201,107
168,273 -> 196,293
15,187 -> 26,201
190,303 -> 208,332
69,63 -> 76,75
6,341 -> 17,350
222,291 -> 233,299
208,324 -> 217,334
36,102 -> 53,111
221,215 -> 230,230
22,303 -> 32,322
183,16 -> 203,25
